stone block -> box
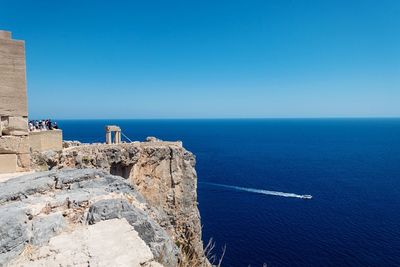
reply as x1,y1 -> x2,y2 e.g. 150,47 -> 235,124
0,136 -> 30,154
17,153 -> 30,171
29,130 -> 63,152
1,116 -> 28,136
106,125 -> 121,132
0,30 -> 11,40
0,154 -> 17,173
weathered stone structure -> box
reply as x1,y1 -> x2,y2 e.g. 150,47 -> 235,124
1,30 -> 209,266
0,30 -> 30,173
105,125 -> 121,144
29,129 -> 63,152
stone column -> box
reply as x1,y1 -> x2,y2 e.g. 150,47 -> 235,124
117,131 -> 121,144
106,131 -> 112,144
114,131 -> 121,144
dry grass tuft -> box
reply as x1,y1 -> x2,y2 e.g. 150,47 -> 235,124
178,226 -> 225,267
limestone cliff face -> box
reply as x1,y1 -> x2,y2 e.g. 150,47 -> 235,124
31,139 -> 207,264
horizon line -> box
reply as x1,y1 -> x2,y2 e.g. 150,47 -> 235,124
32,116 -> 400,121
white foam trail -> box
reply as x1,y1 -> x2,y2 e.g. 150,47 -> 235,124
201,182 -> 312,199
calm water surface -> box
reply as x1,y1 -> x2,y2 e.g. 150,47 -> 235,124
58,119 -> 400,267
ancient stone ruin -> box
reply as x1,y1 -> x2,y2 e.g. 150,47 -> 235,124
0,30 -> 30,173
105,125 -> 122,144
0,30 -> 209,266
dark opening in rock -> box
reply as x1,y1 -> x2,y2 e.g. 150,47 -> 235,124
110,163 -> 133,179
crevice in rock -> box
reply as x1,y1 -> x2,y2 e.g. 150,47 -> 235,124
169,148 -> 175,189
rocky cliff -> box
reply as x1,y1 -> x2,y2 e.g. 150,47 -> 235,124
30,138 -> 207,266
0,169 -> 178,266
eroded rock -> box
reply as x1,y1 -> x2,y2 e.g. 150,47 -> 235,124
31,140 -> 206,263
0,169 -> 179,267
12,219 -> 162,267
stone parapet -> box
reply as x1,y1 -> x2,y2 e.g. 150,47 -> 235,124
29,130 -> 63,152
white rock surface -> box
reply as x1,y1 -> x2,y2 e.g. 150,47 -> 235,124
10,219 -> 162,267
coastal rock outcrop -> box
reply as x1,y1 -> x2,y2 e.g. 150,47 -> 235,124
0,169 -> 179,267
31,140 -> 207,265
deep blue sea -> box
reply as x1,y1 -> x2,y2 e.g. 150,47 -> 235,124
58,119 -> 400,267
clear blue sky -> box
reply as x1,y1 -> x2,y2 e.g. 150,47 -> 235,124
1,0 -> 399,119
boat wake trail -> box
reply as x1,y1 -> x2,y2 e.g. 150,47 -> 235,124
201,182 -> 312,199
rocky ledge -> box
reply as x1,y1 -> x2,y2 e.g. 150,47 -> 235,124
28,139 -> 208,266
0,169 -> 178,266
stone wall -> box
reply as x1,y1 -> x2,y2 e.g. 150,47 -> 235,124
29,130 -> 63,152
0,30 -> 30,173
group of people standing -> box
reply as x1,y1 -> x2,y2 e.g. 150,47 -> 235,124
29,119 -> 59,132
